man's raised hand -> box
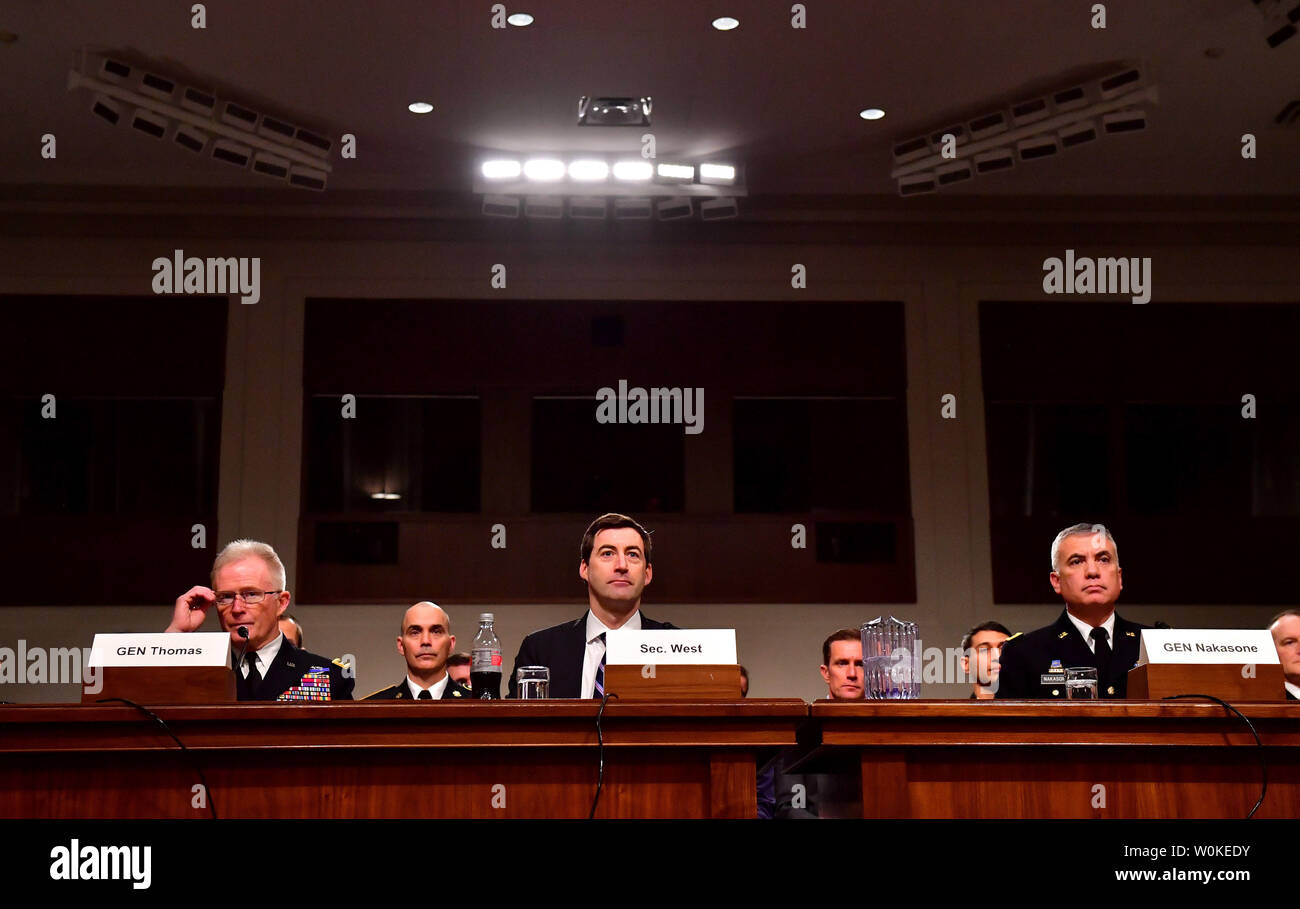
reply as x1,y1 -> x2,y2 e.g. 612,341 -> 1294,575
167,586 -> 216,632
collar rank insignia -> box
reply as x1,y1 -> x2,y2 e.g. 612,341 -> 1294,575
1058,631 -> 1070,639
1125,630 -> 1136,637
453,689 -> 463,697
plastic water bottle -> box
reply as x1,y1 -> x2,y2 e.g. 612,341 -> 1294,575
471,613 -> 502,699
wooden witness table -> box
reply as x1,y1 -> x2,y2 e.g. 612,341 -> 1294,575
812,700 -> 1300,819
0,699 -> 804,819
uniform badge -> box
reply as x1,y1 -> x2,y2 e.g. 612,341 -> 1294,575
1041,660 -> 1066,686
1057,631 -> 1070,639
278,666 -> 332,702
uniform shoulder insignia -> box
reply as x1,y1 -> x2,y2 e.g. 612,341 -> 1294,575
1058,631 -> 1070,639
332,657 -> 351,670
1005,632 -> 1023,642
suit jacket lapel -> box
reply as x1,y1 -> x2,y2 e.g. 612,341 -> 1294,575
561,615 -> 588,698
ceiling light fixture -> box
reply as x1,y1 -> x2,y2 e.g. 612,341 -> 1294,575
859,108 -> 885,120
408,101 -> 433,114
481,159 -> 522,180
69,49 -> 334,188
568,159 -> 609,181
890,65 -> 1157,194
577,96 -> 651,126
523,157 -> 565,181
698,162 -> 736,185
712,17 -> 739,30
656,162 -> 695,182
612,160 -> 653,181
507,12 -> 534,26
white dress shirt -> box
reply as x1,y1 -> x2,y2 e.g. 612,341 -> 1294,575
1065,610 -> 1116,653
581,610 -> 642,698
1285,680 -> 1300,700
406,673 -> 450,700
237,632 -> 283,678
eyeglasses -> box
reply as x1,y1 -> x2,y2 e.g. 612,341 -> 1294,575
214,590 -> 282,607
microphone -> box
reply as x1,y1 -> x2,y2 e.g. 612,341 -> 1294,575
234,626 -> 251,688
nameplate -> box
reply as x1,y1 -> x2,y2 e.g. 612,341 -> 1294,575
605,629 -> 737,665
88,633 -> 231,667
1137,629 -> 1279,665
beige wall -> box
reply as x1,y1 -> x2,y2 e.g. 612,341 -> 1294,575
1,216 -> 1294,703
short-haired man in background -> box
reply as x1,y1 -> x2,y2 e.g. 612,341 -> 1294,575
279,615 -> 303,648
820,629 -> 864,700
447,651 -> 472,690
365,602 -> 470,700
961,621 -> 1010,699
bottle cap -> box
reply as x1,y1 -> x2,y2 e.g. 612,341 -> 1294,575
479,612 -> 495,623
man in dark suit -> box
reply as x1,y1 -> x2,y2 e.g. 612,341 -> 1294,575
365,602 -> 472,700
996,523 -> 1147,699
166,539 -> 354,701
508,513 -> 677,698
1269,609 -> 1300,700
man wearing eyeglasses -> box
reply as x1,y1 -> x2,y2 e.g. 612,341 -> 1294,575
165,539 -> 354,701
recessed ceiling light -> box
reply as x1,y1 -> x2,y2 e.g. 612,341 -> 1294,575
481,159 -> 521,180
859,108 -> 886,120
712,17 -> 739,30
699,162 -> 736,184
657,163 -> 695,182
612,160 -> 653,181
568,159 -> 609,181
408,101 -> 433,114
523,157 -> 565,181
370,492 -> 402,500
507,12 -> 534,26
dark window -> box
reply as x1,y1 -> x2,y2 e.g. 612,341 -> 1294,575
982,301 -> 1300,604
0,295 -> 225,605
530,398 -> 684,513
986,403 -> 1111,519
5,397 -> 218,515
734,398 -> 908,513
304,396 -> 480,513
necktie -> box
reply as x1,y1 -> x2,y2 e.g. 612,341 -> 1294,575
244,653 -> 262,693
1090,627 -> 1112,684
417,688 -> 433,700
593,632 -> 606,699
